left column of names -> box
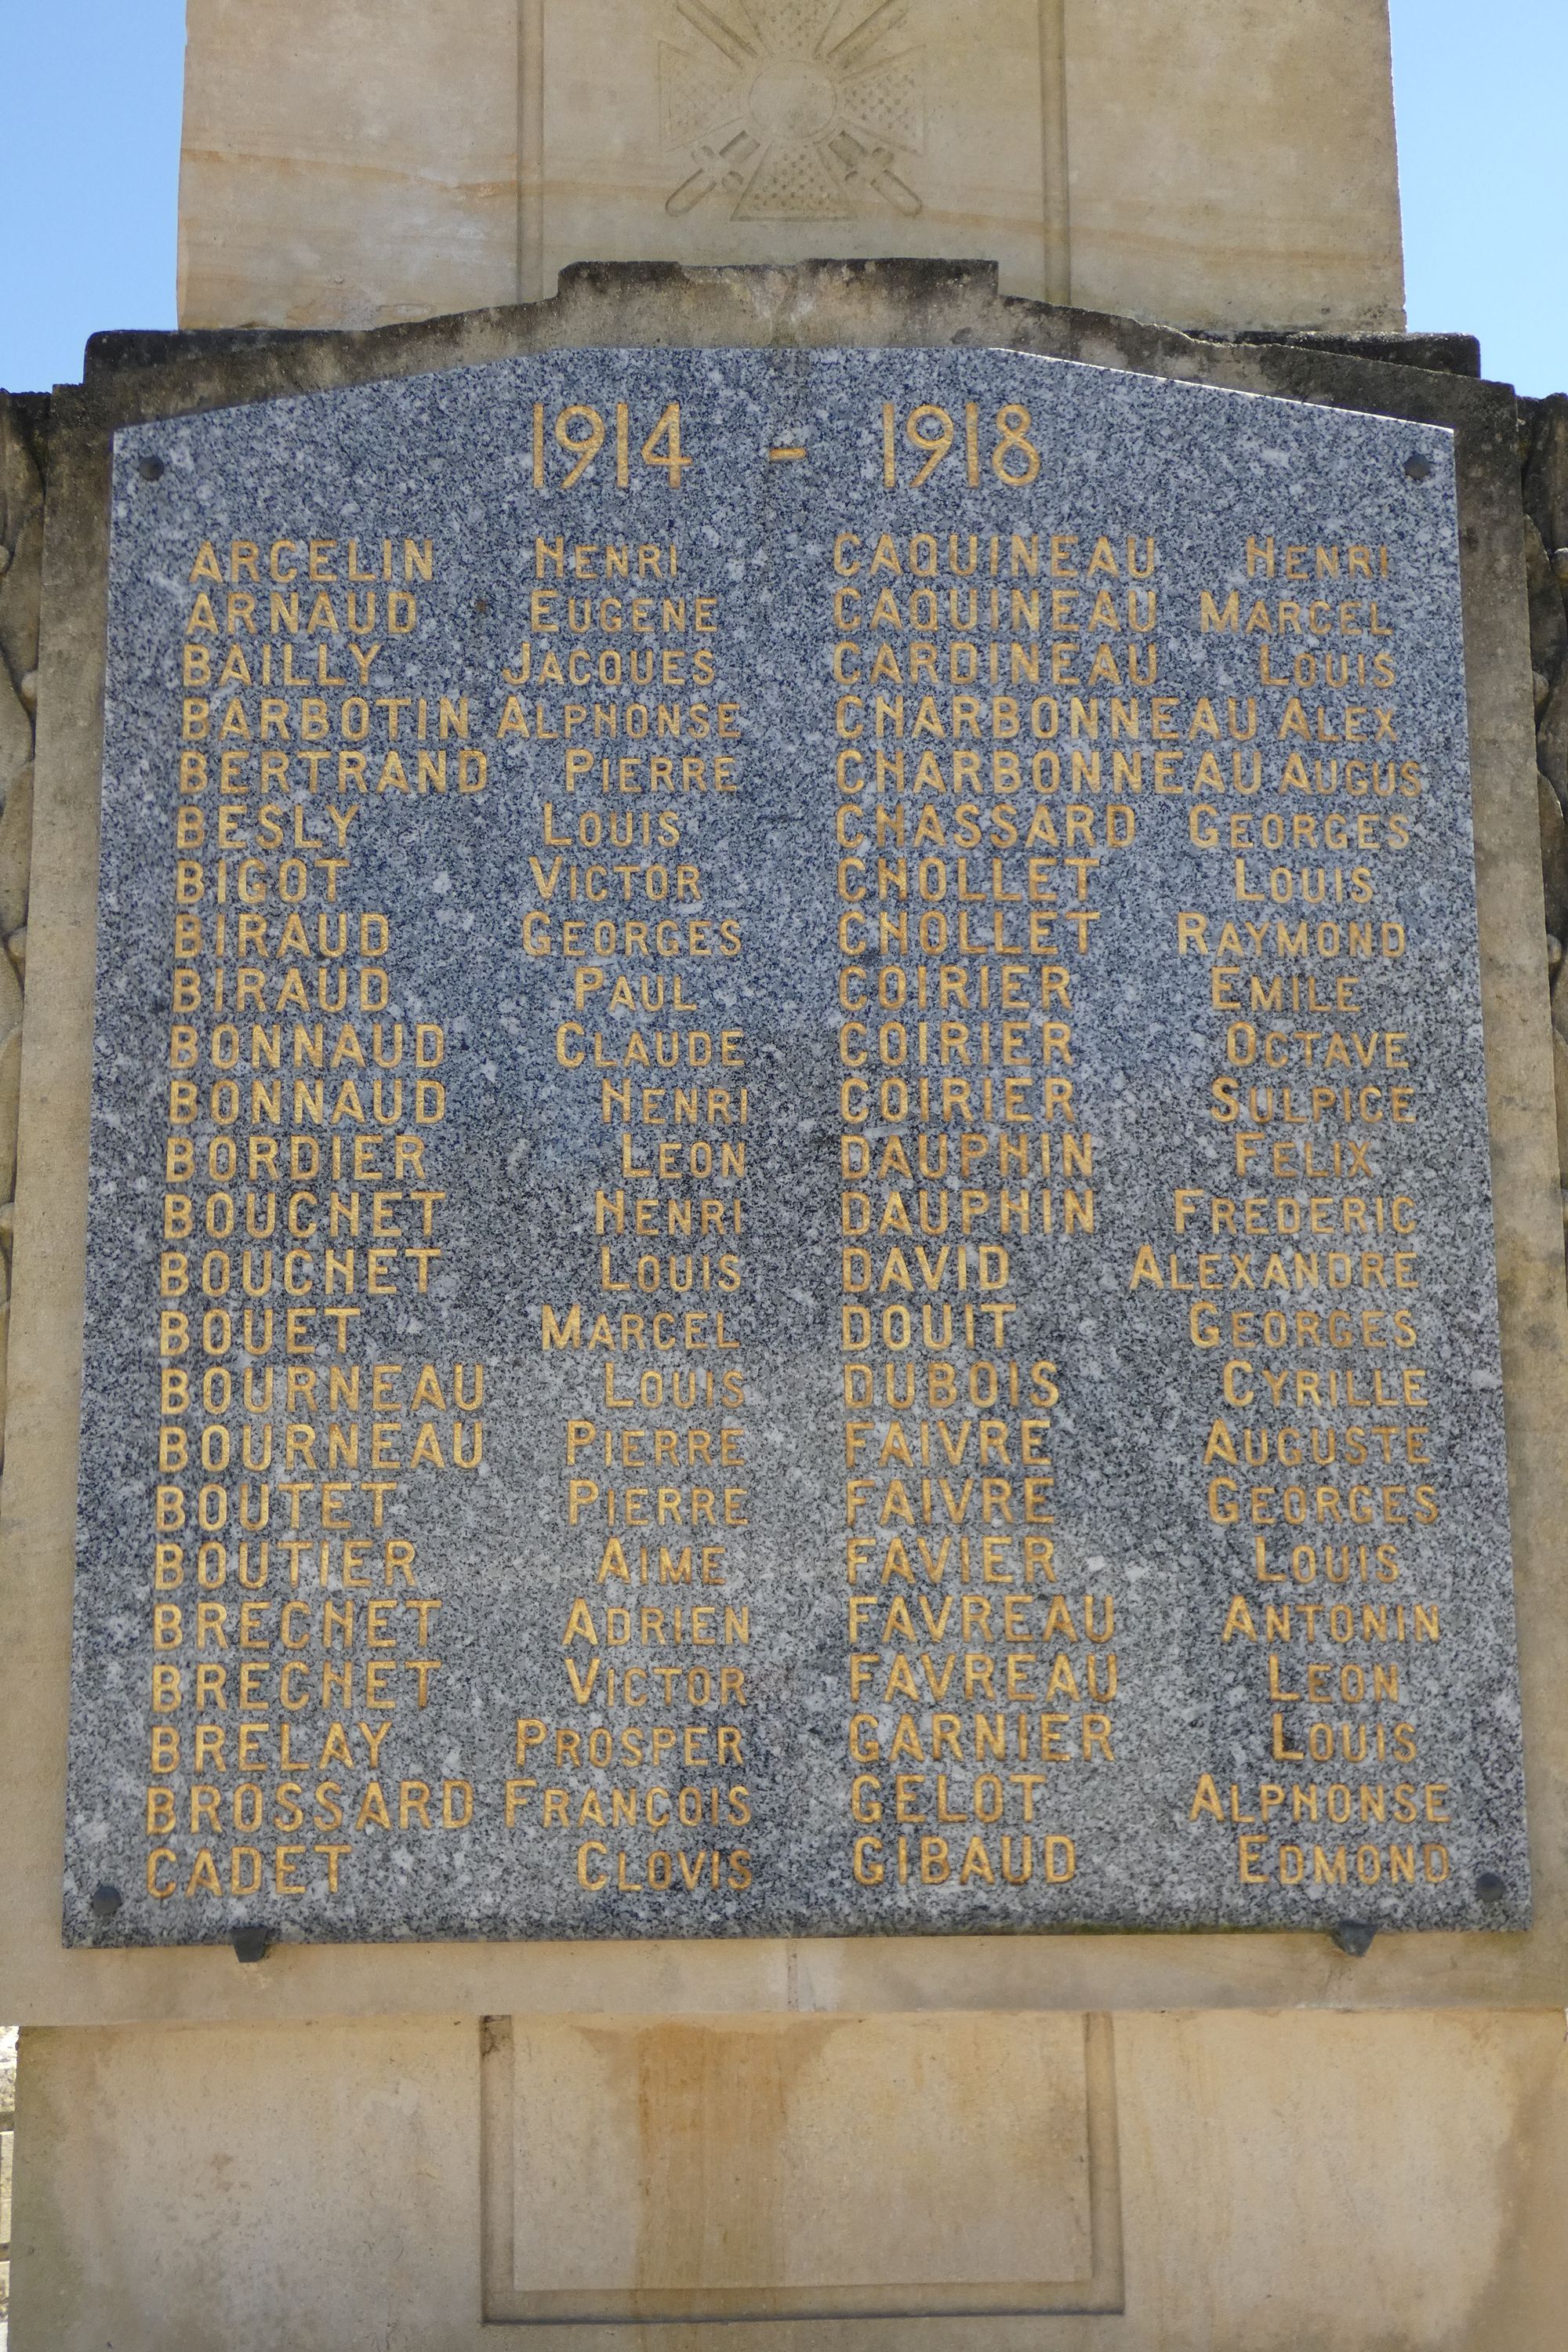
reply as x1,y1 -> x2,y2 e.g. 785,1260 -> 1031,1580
146,528 -> 459,1919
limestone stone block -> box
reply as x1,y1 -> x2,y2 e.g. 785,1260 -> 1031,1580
1109,2009 -> 1568,2350
1062,0 -> 1403,331
178,0 -> 523,330
176,0 -> 1403,336
12,2018 -> 480,2352
11,2010 -> 1568,2349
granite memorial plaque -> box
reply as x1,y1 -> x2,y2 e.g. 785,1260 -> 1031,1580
64,346 -> 1529,1946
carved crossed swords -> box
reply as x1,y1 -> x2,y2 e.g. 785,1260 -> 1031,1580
666,0 -> 920,219
826,129 -> 920,217
667,125 -> 764,216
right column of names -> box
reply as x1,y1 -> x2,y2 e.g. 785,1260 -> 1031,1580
1163,528 -> 1456,1903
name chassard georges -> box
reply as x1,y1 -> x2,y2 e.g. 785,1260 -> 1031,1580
106,379 -> 1487,1935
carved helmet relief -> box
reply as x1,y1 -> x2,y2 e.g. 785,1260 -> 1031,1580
662,0 -> 926,222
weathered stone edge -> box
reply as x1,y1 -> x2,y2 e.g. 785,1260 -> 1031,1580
0,396 -> 45,1470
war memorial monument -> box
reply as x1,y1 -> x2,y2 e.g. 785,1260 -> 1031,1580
1,1 -> 1566,2343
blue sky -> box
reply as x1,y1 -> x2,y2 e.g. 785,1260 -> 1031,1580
0,0 -> 1564,396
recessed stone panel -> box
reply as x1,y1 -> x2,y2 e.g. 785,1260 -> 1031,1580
535,0 -> 1055,301
483,2012 -> 1118,2321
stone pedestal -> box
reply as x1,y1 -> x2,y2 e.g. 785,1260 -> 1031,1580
13,2009 -> 1568,2349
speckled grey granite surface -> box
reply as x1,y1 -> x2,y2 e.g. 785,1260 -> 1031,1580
64,347 -> 1526,1944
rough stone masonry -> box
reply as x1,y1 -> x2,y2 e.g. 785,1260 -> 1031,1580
0,397 -> 44,1473
1520,393 -> 1568,1222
